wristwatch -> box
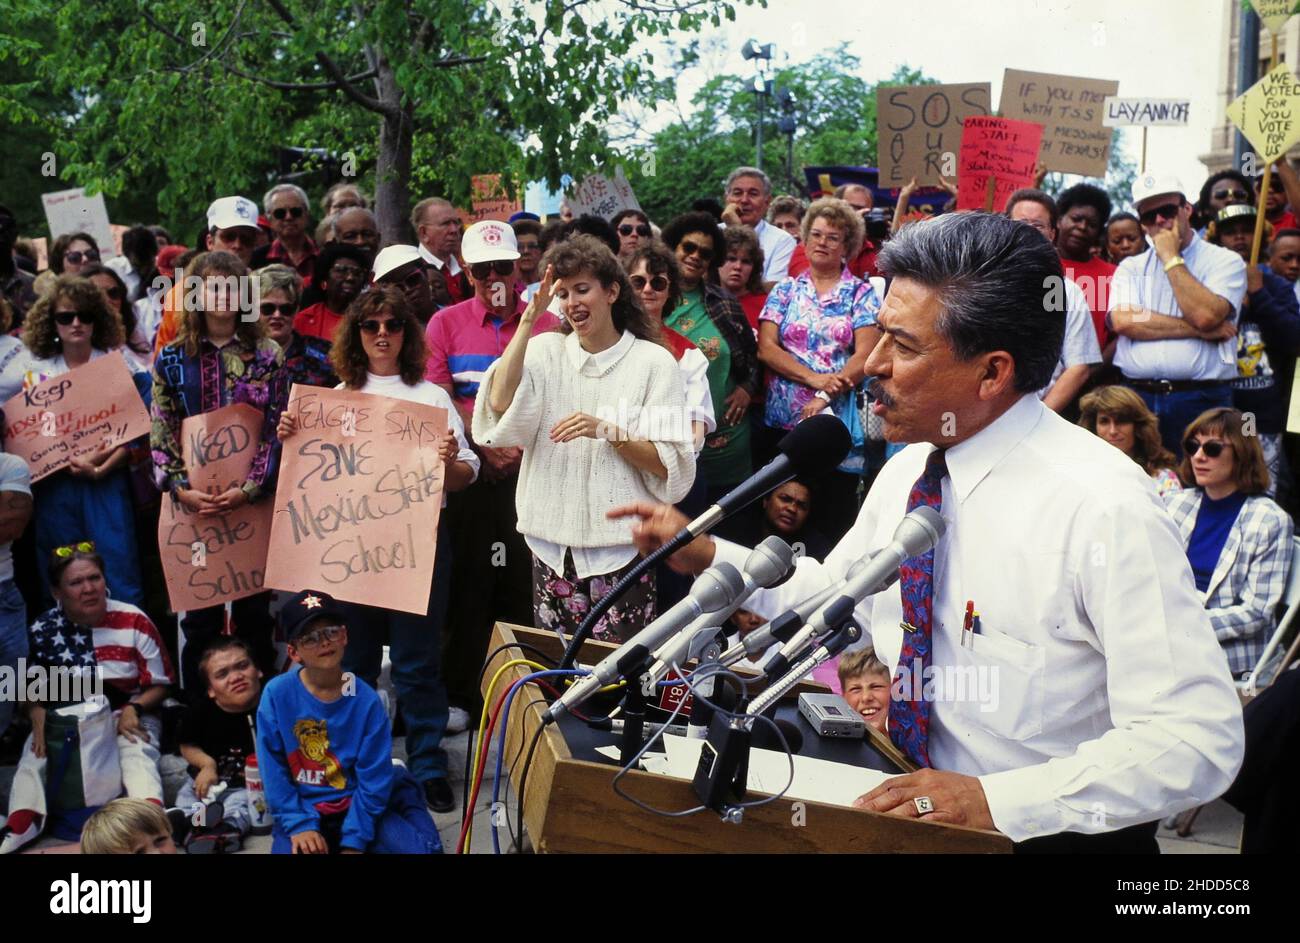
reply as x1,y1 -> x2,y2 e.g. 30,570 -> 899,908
814,390 -> 832,403
1163,255 -> 1186,273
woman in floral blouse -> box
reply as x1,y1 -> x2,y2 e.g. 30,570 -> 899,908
757,197 -> 881,539
150,250 -> 283,694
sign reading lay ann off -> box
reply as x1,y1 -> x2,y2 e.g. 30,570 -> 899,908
1000,69 -> 1119,177
1226,64 -> 1300,164
1102,97 -> 1191,127
264,385 -> 447,615
157,404 -> 274,611
2,351 -> 151,482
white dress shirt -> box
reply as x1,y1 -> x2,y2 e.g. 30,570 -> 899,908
1109,234 -> 1247,381
1040,277 -> 1103,396
418,243 -> 463,277
712,394 -> 1243,841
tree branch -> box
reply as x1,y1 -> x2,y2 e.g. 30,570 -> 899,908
263,0 -> 391,114
222,64 -> 379,92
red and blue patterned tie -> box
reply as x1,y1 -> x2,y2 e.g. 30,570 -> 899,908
889,448 -> 947,767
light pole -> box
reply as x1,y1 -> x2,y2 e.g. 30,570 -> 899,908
776,86 -> 797,191
741,39 -> 774,170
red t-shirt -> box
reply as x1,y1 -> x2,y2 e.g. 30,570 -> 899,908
294,302 -> 345,344
1270,208 -> 1300,233
1060,254 -> 1116,348
738,292 -> 767,331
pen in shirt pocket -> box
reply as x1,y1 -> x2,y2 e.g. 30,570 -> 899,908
962,600 -> 974,648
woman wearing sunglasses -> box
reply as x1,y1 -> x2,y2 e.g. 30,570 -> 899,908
474,235 -> 694,642
277,286 -> 477,813
20,277 -> 147,608
610,209 -> 652,267
79,263 -> 153,373
1165,407 -> 1294,681
293,243 -> 371,344
257,264 -> 337,398
152,250 -> 284,692
33,232 -> 101,298
0,544 -> 174,854
660,212 -> 761,514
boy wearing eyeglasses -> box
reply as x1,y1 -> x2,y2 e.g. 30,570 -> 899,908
255,589 -> 440,854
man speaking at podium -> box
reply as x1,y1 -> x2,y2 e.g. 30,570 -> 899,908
610,212 -> 1243,853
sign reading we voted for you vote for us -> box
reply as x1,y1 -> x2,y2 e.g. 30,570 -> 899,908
157,404 -> 274,611
264,385 -> 447,615
875,82 -> 992,188
956,116 -> 1044,213
999,69 -> 1119,177
2,351 -> 151,482
1226,63 -> 1300,164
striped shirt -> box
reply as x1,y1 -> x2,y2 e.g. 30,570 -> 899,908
28,600 -> 174,707
423,294 -> 561,413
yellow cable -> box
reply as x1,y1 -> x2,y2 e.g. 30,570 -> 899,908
464,658 -> 547,853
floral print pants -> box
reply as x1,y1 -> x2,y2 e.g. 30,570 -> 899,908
531,552 -> 656,643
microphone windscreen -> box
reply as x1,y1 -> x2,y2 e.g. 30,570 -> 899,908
777,414 -> 852,477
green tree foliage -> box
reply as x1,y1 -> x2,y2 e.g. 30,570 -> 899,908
0,0 -> 754,239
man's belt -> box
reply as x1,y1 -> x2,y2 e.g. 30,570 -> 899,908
1123,377 -> 1229,394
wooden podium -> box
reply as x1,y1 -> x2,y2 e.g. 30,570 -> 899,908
483,622 -> 1012,854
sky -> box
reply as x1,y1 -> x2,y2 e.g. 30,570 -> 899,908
662,0 -> 1234,208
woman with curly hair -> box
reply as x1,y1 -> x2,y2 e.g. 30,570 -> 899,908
1078,386 -> 1182,497
474,235 -> 694,642
277,285 -> 477,813
20,276 -> 144,606
151,250 -> 283,692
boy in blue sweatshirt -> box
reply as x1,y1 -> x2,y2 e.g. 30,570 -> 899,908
255,589 -> 440,854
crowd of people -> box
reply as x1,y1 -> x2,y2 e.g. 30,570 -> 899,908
0,152 -> 1296,854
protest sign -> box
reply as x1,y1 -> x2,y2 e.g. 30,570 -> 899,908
469,174 -> 523,224
1102,97 -> 1191,127
1000,69 -> 1119,177
264,386 -> 447,615
2,352 -> 150,482
567,169 -> 641,220
40,188 -> 117,259
157,404 -> 274,611
876,82 -> 991,187
957,116 -> 1044,213
1226,63 -> 1300,163
1252,0 -> 1299,35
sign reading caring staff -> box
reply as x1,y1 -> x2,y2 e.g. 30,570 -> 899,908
264,385 -> 447,615
157,403 -> 274,610
2,351 -> 151,482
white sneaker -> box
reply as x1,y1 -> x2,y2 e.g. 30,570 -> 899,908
446,706 -> 471,734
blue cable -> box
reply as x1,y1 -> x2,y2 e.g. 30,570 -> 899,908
491,669 -> 586,855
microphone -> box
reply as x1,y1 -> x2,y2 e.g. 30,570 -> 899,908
543,563 -> 746,723
558,414 -> 849,672
684,414 -> 852,537
758,507 -> 945,681
746,620 -> 863,719
718,552 -> 874,666
646,536 -> 795,682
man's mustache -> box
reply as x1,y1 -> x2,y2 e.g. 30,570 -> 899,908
865,378 -> 895,408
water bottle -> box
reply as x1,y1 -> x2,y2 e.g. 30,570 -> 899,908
243,753 -> 273,835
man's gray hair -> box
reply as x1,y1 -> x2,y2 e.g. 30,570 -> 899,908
724,166 -> 773,197
331,206 -> 379,237
877,213 -> 1066,393
263,183 -> 310,214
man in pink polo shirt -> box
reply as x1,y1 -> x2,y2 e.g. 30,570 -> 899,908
425,220 -> 560,731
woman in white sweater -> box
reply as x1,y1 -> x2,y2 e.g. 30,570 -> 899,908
473,235 -> 695,642
277,285 -> 477,813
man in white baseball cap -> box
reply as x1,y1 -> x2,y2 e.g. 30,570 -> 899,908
205,195 -> 261,266
372,244 -> 438,325
1107,171 -> 1247,451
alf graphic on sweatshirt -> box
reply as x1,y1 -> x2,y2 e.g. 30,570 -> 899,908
289,719 -> 347,789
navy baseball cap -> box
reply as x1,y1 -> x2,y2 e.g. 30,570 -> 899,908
280,590 -> 347,643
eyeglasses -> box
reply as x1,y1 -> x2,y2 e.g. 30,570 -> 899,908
259,302 -> 296,318
272,206 -> 305,220
1184,438 -> 1231,459
54,309 -> 95,326
217,229 -> 258,246
678,240 -> 713,261
359,317 -> 405,335
1212,188 -> 1249,202
102,286 -> 125,301
330,264 -> 365,280
54,541 -> 95,558
64,249 -> 100,265
1138,203 -> 1182,226
807,229 -> 845,245
469,260 -> 516,280
399,269 -> 428,290
296,624 -> 344,648
630,274 -> 669,293
618,223 -> 652,238
517,241 -> 540,254
339,229 -> 379,244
